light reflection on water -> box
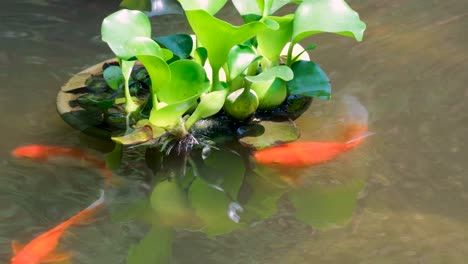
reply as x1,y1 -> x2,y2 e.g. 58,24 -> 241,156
1,0 -> 467,263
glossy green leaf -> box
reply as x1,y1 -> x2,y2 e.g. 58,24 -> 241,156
227,44 -> 262,80
251,78 -> 287,109
158,60 -> 210,104
102,9 -> 151,60
185,10 -> 278,78
135,55 -> 171,103
193,47 -> 208,66
184,89 -> 228,131
178,0 -> 227,15
126,224 -> 173,264
111,125 -> 153,145
125,36 -> 165,58
149,95 -> 199,128
125,36 -> 171,106
232,0 -> 261,16
120,0 -> 151,11
154,34 -> 193,59
292,0 -> 366,43
245,65 -> 293,82
257,15 -> 294,63
289,178 -> 365,230
287,60 -> 331,100
188,178 -> 244,236
269,0 -> 302,15
238,120 -> 300,149
103,66 -> 124,90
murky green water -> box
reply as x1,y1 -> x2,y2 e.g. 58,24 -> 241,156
1,0 -> 467,263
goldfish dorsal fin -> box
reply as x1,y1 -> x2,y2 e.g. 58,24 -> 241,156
11,240 -> 25,254
346,131 -> 375,144
41,249 -> 72,263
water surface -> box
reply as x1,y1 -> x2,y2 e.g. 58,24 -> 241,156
1,0 -> 467,263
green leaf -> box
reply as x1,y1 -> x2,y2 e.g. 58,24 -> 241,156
178,0 -> 227,15
250,78 -> 287,109
125,36 -> 165,58
287,60 -> 331,100
119,0 -> 151,11
289,178 -> 365,230
126,224 -> 173,264
185,10 -> 278,78
257,15 -> 294,63
238,120 -> 300,149
111,125 -> 153,145
188,177 -> 244,236
135,55 -> 171,104
245,65 -> 293,82
154,34 -> 193,59
184,89 -> 228,131
103,66 -> 124,90
79,97 -> 115,110
292,0 -> 366,43
149,95 -> 199,128
227,44 -> 262,80
232,0 -> 261,16
158,60 -> 210,104
102,9 -> 151,60
193,47 -> 208,66
269,0 -> 302,15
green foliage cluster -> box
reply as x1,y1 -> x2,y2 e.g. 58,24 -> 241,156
100,0 -> 366,143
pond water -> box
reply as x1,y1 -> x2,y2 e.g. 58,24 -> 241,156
1,0 -> 467,263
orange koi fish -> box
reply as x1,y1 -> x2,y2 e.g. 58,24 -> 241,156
10,191 -> 105,264
11,145 -> 118,186
254,96 -> 373,169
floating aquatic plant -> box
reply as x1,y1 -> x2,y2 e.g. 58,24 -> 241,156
96,0 -> 365,146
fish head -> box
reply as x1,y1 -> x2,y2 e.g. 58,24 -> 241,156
11,145 -> 48,161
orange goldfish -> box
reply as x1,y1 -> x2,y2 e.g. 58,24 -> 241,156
11,145 -> 118,186
10,190 -> 105,264
254,95 -> 373,172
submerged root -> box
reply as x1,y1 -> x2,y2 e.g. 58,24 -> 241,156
158,133 -> 200,156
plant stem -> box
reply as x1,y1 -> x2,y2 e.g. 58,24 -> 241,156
241,85 -> 251,96
124,81 -> 139,114
286,42 -> 295,67
211,67 -> 222,91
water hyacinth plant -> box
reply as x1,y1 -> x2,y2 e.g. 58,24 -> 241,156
99,0 -> 366,146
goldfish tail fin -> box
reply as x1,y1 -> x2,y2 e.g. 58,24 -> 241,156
11,240 -> 25,255
346,131 -> 375,144
68,190 -> 105,226
41,249 -> 73,263
340,95 -> 372,145
346,131 -> 375,148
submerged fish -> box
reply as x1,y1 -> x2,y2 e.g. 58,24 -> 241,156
11,145 -> 118,186
254,95 -> 373,170
10,191 -> 105,264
